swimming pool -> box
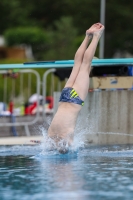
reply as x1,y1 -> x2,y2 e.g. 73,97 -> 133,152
0,144 -> 133,200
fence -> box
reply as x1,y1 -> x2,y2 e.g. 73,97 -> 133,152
0,67 -> 68,137
0,69 -> 40,136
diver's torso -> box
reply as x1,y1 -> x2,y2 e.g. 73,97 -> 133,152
48,102 -> 81,139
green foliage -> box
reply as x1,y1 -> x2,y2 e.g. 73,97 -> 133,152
1,0 -> 133,58
4,27 -> 47,46
105,0 -> 133,57
4,27 -> 50,60
43,17 -> 78,60
0,59 -> 28,64
0,0 -> 35,34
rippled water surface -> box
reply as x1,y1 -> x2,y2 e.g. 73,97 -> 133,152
1,144 -> 133,200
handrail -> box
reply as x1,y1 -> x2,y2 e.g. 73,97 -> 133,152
42,68 -> 56,119
0,58 -> 133,69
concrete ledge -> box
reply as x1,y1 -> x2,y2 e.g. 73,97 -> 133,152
1,133 -> 133,146
85,133 -> 133,145
0,136 -> 43,145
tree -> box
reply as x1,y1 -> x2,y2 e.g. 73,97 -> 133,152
4,27 -> 49,60
1,0 -> 133,58
0,0 -> 35,34
43,17 -> 78,60
105,0 -> 133,57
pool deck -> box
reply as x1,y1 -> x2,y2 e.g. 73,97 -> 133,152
0,136 -> 44,145
1,134 -> 133,146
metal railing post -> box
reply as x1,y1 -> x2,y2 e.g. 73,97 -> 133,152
42,68 -> 56,119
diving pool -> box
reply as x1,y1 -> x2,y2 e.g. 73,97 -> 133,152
0,144 -> 133,200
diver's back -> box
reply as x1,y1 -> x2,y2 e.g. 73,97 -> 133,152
48,102 -> 81,139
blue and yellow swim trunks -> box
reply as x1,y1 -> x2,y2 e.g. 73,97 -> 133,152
59,87 -> 84,106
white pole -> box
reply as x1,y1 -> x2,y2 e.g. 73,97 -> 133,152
99,0 -> 106,58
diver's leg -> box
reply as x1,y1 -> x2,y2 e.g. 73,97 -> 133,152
64,34 -> 92,88
73,24 -> 104,100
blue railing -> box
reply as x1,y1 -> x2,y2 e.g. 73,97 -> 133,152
0,58 -> 133,69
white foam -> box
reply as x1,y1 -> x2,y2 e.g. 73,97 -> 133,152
38,125 -> 87,155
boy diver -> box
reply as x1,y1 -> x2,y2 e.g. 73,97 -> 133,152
31,23 -> 104,151
48,23 -> 104,153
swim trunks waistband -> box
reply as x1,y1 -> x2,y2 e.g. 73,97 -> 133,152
59,87 -> 84,106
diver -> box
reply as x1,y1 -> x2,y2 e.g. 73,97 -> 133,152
48,23 -> 105,153
48,23 -> 104,153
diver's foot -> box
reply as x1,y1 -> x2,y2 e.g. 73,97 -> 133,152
93,26 -> 104,39
86,32 -> 93,38
86,23 -> 104,39
86,23 -> 99,36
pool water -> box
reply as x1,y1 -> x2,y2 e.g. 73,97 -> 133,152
0,145 -> 133,200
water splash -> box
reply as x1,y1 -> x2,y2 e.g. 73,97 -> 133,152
38,115 -> 105,154
34,125 -> 83,157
